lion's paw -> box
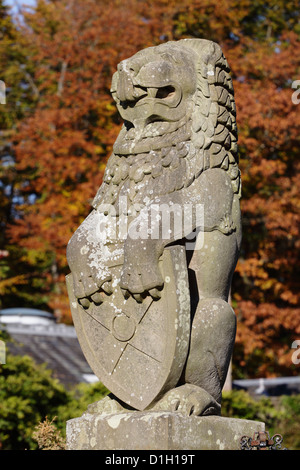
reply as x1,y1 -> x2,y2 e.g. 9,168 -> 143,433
150,384 -> 221,416
120,261 -> 164,301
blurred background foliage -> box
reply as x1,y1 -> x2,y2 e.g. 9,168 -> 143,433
0,0 -> 299,450
0,0 -> 299,378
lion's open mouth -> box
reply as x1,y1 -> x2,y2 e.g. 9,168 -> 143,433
118,84 -> 177,108
123,112 -> 190,141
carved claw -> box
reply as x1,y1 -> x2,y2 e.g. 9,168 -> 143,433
119,263 -> 164,301
148,287 -> 162,300
78,297 -> 90,309
101,280 -> 113,295
133,293 -> 144,303
120,287 -> 130,299
72,270 -> 112,300
150,384 -> 221,416
77,279 -> 113,309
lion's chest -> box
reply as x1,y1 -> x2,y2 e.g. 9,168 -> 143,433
100,146 -> 191,216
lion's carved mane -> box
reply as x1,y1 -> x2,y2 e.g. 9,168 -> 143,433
93,39 -> 240,222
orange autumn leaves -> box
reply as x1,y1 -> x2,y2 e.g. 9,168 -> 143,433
2,0 -> 299,376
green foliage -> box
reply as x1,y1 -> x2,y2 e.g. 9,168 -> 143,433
280,394 -> 300,416
0,351 -> 70,450
276,395 -> 300,450
0,337 -> 299,450
0,336 -> 108,449
222,389 -> 280,424
54,381 -> 109,434
222,390 -> 300,450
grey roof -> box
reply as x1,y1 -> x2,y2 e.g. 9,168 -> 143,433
2,311 -> 297,396
233,377 -> 300,397
0,308 -> 54,318
1,320 -> 98,388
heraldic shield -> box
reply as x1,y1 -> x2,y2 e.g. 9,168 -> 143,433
66,245 -> 190,410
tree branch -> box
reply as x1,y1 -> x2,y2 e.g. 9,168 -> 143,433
57,60 -> 68,97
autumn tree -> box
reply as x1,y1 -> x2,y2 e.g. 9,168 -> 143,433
0,0 -> 40,304
2,0 -> 300,376
4,0 -> 172,319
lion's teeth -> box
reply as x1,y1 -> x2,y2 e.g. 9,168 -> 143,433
147,87 -> 157,97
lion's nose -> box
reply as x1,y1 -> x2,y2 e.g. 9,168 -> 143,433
117,65 -> 136,102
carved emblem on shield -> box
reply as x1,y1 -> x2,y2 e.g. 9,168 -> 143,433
66,245 -> 190,410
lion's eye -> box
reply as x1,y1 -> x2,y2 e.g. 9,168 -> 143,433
155,86 -> 176,99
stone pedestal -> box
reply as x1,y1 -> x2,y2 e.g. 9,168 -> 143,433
66,411 -> 265,450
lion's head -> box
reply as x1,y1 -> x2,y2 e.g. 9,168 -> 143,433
93,39 -> 240,211
111,43 -> 197,138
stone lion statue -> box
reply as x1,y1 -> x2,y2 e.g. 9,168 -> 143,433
67,39 -> 241,416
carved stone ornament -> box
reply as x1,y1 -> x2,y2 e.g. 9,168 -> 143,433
66,38 -> 242,417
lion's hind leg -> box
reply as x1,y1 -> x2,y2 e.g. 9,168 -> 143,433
183,229 -> 239,406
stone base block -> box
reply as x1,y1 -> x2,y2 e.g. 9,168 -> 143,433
66,411 -> 265,450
